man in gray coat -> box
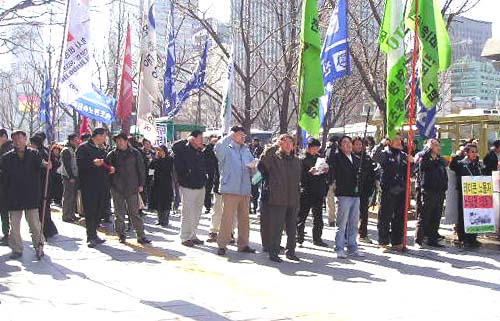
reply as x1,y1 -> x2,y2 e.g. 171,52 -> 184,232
107,133 -> 151,244
60,134 -> 79,222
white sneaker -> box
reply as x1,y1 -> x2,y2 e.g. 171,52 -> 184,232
349,250 -> 365,258
336,251 -> 347,259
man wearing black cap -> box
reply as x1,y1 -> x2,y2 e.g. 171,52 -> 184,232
76,128 -> 113,247
1,130 -> 47,259
107,133 -> 151,244
172,130 -> 207,247
297,137 -> 329,247
0,128 -> 13,245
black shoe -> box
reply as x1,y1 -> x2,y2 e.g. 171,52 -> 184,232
313,240 -> 329,247
191,239 -> 204,245
155,221 -> 162,225
205,209 -> 211,214
238,246 -> 256,253
62,218 -> 76,223
269,255 -> 282,263
0,236 -> 8,246
262,247 -> 269,253
286,253 -> 300,262
9,252 -> 22,260
35,246 -> 44,260
87,239 -> 98,248
217,248 -> 226,256
182,240 -> 194,247
118,235 -> 126,244
137,237 -> 152,245
427,242 -> 445,248
95,237 -> 106,244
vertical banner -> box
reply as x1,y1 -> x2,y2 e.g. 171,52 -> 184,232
461,176 -> 496,234
116,23 -> 133,133
138,0 -> 161,142
220,43 -> 234,135
59,0 -> 92,105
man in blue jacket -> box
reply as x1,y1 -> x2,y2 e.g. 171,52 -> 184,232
215,126 -> 256,256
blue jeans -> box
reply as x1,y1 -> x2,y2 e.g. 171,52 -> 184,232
335,196 -> 360,252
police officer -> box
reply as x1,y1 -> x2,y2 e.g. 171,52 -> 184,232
374,134 -> 413,251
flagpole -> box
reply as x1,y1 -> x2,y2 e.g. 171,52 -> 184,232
403,0 -> 420,249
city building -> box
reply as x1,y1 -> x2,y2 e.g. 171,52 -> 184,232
448,16 -> 492,62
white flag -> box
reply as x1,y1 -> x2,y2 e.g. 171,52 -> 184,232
137,0 -> 161,142
220,44 -> 234,135
59,0 -> 92,104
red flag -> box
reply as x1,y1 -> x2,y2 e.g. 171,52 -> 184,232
79,116 -> 91,137
116,23 -> 133,134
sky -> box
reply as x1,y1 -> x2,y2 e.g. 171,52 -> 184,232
200,0 -> 500,36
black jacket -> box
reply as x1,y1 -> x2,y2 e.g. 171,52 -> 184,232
0,140 -> 13,210
172,140 -> 207,189
76,139 -> 109,191
331,151 -> 360,197
150,157 -> 174,211
300,152 -> 328,199
354,151 -> 378,195
419,150 -> 448,192
203,143 -> 218,178
378,147 -> 408,193
483,150 -> 499,175
0,148 -> 43,210
106,147 -> 146,196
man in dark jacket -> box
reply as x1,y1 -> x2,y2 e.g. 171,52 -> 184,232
1,130 -> 46,259
374,134 -> 413,251
331,136 -> 364,259
173,130 -> 207,247
483,140 -> 500,175
297,138 -> 328,247
60,134 -> 79,222
107,133 -> 151,244
415,139 -> 448,248
77,128 -> 112,248
258,134 -> 302,263
0,128 -> 13,245
352,137 -> 378,243
450,143 -> 483,248
203,134 -> 219,214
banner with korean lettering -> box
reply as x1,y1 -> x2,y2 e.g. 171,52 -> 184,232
59,0 -> 92,105
461,176 -> 496,234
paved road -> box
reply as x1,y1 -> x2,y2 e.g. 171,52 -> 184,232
1,207 -> 499,321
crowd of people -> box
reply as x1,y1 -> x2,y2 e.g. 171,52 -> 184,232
0,125 -> 498,262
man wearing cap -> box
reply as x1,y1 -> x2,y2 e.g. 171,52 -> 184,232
215,126 -> 256,256
0,130 -> 47,259
77,128 -> 114,248
172,130 -> 208,247
107,133 -> 151,244
0,128 -> 13,245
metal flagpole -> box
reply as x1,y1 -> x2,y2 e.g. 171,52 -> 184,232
403,0 -> 421,249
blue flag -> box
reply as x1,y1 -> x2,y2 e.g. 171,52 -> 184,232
68,85 -> 116,124
163,2 -> 176,116
416,81 -> 437,139
304,0 -> 350,144
166,39 -> 208,119
40,66 -> 52,141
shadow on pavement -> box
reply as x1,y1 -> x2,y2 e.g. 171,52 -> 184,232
140,299 -> 231,320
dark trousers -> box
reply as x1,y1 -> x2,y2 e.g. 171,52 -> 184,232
266,204 -> 297,256
415,186 -> 423,219
358,190 -> 372,238
260,202 -> 270,249
39,199 -> 58,239
204,178 -> 214,210
251,184 -> 260,212
416,189 -> 445,244
81,186 -> 107,241
1,209 -> 9,238
297,194 -> 324,243
62,177 -> 77,221
377,190 -> 406,246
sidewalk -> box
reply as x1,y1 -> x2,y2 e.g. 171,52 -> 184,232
1,206 -> 499,321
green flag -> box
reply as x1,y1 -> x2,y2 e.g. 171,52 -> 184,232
298,0 -> 324,138
406,0 -> 452,108
379,0 -> 407,139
